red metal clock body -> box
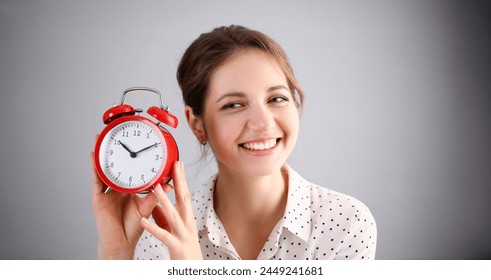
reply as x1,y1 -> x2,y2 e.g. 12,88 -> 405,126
94,87 -> 179,194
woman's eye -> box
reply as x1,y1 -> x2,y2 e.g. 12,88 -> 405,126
269,95 -> 289,104
221,102 -> 243,110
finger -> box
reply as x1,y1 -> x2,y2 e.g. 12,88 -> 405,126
161,183 -> 173,193
141,217 -> 176,249
172,161 -> 194,224
148,183 -> 173,228
151,205 -> 171,232
151,184 -> 186,236
137,192 -> 159,219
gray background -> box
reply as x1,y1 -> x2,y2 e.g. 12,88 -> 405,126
1,0 -> 490,260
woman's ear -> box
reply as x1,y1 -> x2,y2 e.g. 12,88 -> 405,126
185,106 -> 207,144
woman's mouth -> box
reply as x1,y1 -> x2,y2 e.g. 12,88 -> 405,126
239,138 -> 280,151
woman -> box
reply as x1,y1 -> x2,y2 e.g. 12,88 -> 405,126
91,25 -> 377,260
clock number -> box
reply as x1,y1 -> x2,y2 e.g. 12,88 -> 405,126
122,131 -> 129,137
151,167 -> 156,173
110,162 -> 114,168
129,176 -> 133,182
146,133 -> 150,139
116,172 -> 121,180
133,130 -> 141,137
155,154 -> 160,160
140,174 -> 145,181
109,150 -> 113,155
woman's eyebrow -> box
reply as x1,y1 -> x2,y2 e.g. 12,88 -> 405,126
215,92 -> 246,103
267,85 -> 289,92
215,85 -> 289,103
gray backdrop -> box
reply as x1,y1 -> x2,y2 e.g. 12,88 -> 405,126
1,0 -> 490,260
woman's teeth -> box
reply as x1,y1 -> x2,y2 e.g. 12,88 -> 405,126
242,139 -> 277,151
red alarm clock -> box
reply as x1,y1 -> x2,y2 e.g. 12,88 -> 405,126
94,87 -> 179,194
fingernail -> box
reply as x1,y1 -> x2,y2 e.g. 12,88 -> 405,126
150,184 -> 161,194
142,217 -> 150,225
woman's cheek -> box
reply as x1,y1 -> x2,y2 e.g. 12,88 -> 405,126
208,115 -> 239,148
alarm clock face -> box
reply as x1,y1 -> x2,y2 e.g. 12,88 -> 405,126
98,119 -> 167,191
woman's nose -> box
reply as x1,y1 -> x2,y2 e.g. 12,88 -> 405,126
246,104 -> 274,132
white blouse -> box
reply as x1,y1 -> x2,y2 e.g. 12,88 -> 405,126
134,165 -> 377,260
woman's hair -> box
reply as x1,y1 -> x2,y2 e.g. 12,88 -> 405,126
177,25 -> 305,117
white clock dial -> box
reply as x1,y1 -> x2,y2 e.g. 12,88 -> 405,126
99,120 -> 167,189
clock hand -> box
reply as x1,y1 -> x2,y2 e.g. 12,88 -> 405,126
135,142 -> 159,155
118,140 -> 137,158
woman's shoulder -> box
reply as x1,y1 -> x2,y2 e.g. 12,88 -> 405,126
285,165 -> 377,259
286,165 -> 375,223
310,182 -> 371,215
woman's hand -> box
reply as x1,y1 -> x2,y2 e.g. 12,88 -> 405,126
91,135 -> 172,259
140,161 -> 203,260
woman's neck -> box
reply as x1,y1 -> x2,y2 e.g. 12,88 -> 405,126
213,164 -> 289,225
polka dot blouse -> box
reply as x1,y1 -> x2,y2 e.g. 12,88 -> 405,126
134,165 -> 377,260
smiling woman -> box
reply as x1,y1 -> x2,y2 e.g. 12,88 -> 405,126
196,48 -> 299,178
91,25 -> 377,260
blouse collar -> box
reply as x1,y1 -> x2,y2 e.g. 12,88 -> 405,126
192,164 -> 312,243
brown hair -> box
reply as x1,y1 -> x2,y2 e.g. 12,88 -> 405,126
177,25 -> 305,117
